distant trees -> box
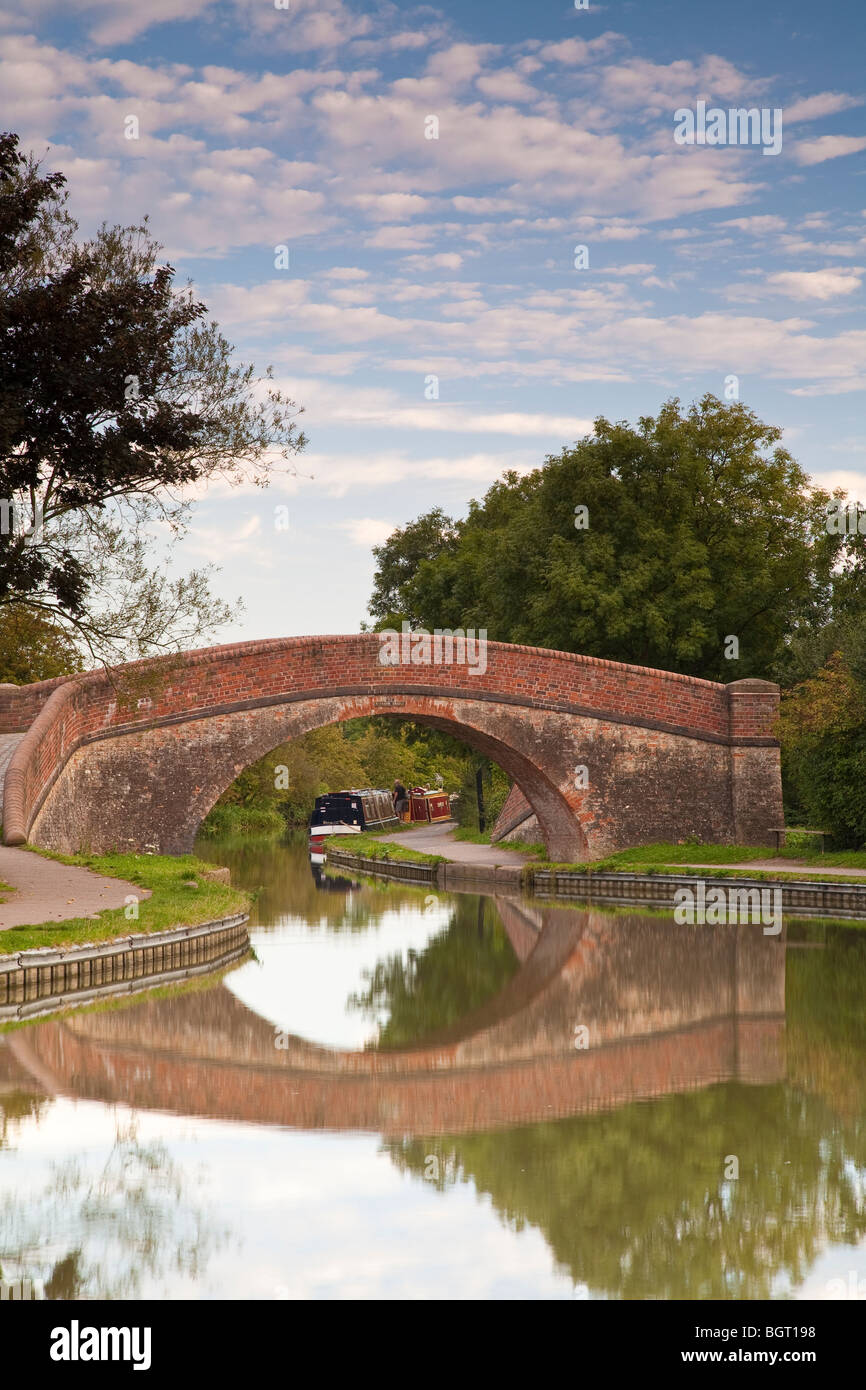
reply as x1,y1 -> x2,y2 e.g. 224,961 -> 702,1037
779,648 -> 866,847
0,606 -> 80,683
368,395 -> 857,684
201,719 -> 471,835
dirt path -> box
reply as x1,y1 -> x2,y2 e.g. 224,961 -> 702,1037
0,847 -> 150,930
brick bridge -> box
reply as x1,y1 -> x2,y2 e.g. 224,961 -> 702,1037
4,903 -> 786,1136
0,635 -> 782,859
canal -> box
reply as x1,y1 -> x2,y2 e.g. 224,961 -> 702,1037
1,834 -> 865,1300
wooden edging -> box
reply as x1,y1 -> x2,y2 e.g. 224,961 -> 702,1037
0,912 -> 250,1023
326,848 -> 866,919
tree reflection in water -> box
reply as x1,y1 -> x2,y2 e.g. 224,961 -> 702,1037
385,927 -> 866,1300
0,1118 -> 233,1299
349,896 -> 519,1048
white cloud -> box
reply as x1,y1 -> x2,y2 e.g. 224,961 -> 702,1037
401,252 -> 464,270
785,91 -> 864,123
336,518 -> 398,546
600,263 -> 656,276
722,215 -> 787,235
300,449 -> 539,495
765,268 -> 864,300
537,34 -> 625,65
724,268 -> 864,302
793,135 -> 866,166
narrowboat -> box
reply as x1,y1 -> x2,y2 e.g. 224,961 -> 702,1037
408,787 -> 452,823
309,788 -> 399,850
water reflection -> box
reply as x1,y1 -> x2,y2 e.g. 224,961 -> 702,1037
0,835 -> 864,1301
0,1117 -> 232,1300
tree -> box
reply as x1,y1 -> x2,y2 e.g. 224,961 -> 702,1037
778,651 -> 866,847
366,507 -> 458,628
0,132 -> 307,664
0,606 -> 80,683
368,395 -> 845,682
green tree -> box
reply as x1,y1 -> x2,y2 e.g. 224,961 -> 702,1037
0,605 -> 80,683
778,651 -> 866,847
0,132 -> 306,664
368,395 -> 843,682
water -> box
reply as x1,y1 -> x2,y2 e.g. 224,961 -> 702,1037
1,834 -> 865,1301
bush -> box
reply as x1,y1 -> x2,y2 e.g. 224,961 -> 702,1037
779,653 -> 866,849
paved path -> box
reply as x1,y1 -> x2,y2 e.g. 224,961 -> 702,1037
376,829 -> 866,881
0,847 -> 151,930
681,858 -> 866,878
378,821 -> 531,866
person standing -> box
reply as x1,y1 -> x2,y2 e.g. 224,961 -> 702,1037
393,779 -> 409,821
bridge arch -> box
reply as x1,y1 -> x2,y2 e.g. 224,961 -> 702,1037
190,696 -> 588,861
0,634 -> 783,859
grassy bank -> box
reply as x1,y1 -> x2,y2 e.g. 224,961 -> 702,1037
531,840 -> 866,883
323,832 -> 446,866
584,841 -> 866,869
0,849 -> 250,955
324,831 -> 866,888
452,826 -> 546,857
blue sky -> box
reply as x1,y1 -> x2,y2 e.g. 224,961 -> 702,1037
2,0 -> 865,641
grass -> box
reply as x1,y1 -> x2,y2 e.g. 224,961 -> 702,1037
327,830 -> 866,887
529,840 -> 866,884
451,825 -> 545,856
323,832 -> 446,866
0,848 -> 250,955
198,804 -> 285,838
573,840 -> 866,870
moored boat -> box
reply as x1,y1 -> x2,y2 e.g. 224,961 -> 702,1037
308,788 -> 399,849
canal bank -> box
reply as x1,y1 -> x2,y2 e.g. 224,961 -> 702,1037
0,913 -> 250,1023
0,847 -> 252,1019
326,825 -> 866,920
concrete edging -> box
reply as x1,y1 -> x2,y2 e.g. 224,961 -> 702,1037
326,848 -> 866,918
327,847 -> 527,890
533,869 -> 866,917
0,912 -> 250,1022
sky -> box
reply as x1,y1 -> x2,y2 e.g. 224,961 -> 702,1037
2,0 -> 865,643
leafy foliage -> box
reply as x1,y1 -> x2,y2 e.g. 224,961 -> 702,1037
778,651 -> 866,847
0,131 -> 306,664
368,395 -> 846,682
0,605 -> 80,682
202,717 -> 471,832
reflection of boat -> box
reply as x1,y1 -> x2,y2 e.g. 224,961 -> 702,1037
309,859 -> 362,893
309,789 -> 399,850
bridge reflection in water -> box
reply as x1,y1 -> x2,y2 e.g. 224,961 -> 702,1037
6,901 -> 786,1136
